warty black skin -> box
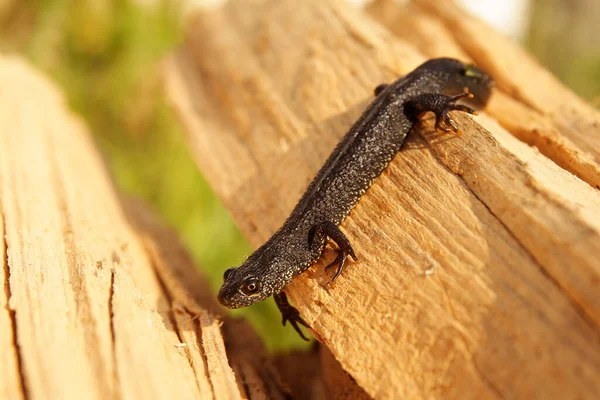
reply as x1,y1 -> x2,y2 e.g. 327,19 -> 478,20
218,58 -> 494,334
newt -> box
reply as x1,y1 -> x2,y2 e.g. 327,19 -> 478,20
218,58 -> 494,339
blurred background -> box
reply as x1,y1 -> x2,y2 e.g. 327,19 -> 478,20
0,0 -> 598,351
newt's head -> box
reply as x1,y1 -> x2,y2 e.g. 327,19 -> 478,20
217,245 -> 294,308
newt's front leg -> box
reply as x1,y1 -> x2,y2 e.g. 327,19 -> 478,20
309,221 -> 358,282
274,291 -> 310,341
406,92 -> 478,134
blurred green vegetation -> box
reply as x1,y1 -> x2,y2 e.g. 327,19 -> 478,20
0,0 -> 307,351
526,0 -> 600,101
0,0 -> 597,352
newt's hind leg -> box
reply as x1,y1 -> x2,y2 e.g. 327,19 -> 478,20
407,92 -> 478,134
309,221 -> 357,282
374,83 -> 389,96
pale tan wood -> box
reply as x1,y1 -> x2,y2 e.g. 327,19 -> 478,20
0,206 -> 24,400
0,56 -> 290,400
368,0 -> 600,190
409,0 -> 600,171
125,199 -> 292,400
166,0 -> 600,398
369,0 -> 600,332
369,0 -> 600,325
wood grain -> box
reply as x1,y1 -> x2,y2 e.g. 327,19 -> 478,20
166,0 -> 600,398
368,0 -> 600,190
0,192 -> 24,400
0,55 -> 290,400
411,0 -> 600,159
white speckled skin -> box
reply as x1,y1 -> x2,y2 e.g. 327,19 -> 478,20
218,58 -> 494,309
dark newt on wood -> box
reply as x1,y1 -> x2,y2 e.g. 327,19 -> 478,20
217,58 -> 494,340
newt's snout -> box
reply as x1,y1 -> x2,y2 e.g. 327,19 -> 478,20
217,285 -> 236,308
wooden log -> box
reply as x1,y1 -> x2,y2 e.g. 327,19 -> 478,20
165,0 -> 600,398
369,0 -> 600,333
368,0 -> 600,190
0,56 -> 291,400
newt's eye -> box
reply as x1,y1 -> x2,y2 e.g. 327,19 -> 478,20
241,278 -> 261,296
223,268 -> 235,281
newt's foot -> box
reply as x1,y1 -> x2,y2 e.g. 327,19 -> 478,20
274,292 -> 310,341
374,83 -> 389,96
308,221 -> 358,282
408,91 -> 479,134
324,247 -> 353,283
